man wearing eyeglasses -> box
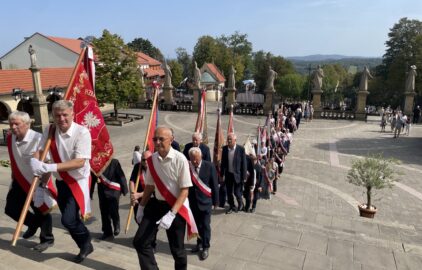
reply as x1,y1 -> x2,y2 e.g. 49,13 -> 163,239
133,127 -> 197,270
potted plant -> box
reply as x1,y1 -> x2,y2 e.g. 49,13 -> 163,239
346,154 -> 400,218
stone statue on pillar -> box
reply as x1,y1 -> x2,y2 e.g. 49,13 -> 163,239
225,65 -> 237,110
162,60 -> 174,106
28,45 -> 49,132
404,65 -> 417,116
193,61 -> 202,89
263,65 -> 278,114
359,66 -> 373,92
355,66 -> 372,120
310,65 -> 324,116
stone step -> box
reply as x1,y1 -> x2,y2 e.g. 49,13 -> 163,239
0,217 -> 207,270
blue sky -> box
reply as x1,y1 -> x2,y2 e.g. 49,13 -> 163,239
1,0 -> 421,59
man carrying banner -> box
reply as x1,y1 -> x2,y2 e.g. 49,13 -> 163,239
133,126 -> 197,270
183,132 -> 211,162
5,111 -> 56,252
188,147 -> 218,260
30,100 -> 93,263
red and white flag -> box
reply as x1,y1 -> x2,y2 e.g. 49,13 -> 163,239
65,46 -> 113,175
146,83 -> 160,152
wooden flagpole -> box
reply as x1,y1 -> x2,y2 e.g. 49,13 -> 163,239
11,47 -> 87,246
125,86 -> 159,234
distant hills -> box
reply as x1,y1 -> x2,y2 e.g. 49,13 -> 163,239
286,54 -> 382,75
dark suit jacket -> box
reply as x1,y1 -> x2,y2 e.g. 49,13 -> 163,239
93,158 -> 128,198
188,160 -> 219,211
183,142 -> 211,162
245,155 -> 255,189
254,163 -> 264,190
220,144 -> 247,184
171,140 -> 180,152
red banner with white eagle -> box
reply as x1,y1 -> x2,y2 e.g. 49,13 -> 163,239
64,47 -> 113,175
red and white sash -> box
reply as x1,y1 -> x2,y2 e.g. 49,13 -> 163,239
99,175 -> 121,191
7,133 -> 57,214
189,164 -> 211,198
147,157 -> 198,239
49,125 -> 91,219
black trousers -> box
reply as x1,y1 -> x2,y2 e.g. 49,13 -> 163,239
98,184 -> 120,235
218,181 -> 226,207
5,180 -> 54,243
191,204 -> 211,249
133,198 -> 187,270
243,185 -> 254,211
252,188 -> 260,209
56,180 -> 91,249
225,172 -> 243,210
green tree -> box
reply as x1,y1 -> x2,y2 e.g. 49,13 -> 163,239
192,36 -> 220,68
168,60 -> 183,87
127,37 -> 164,61
378,18 -> 422,107
175,47 -> 192,79
93,29 -> 141,118
277,74 -> 305,100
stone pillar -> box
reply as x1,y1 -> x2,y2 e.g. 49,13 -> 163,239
28,45 -> 49,133
355,90 -> 369,120
311,89 -> 323,119
163,86 -> 174,106
193,88 -> 201,112
263,89 -> 274,115
225,88 -> 236,110
404,91 -> 416,116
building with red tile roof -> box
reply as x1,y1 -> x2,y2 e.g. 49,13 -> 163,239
200,62 -> 226,90
0,32 -> 83,70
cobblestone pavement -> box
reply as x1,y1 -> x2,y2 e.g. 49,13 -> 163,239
0,102 -> 422,269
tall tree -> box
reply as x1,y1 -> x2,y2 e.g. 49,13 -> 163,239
127,37 -> 164,61
277,74 -> 305,100
168,59 -> 183,88
175,47 -> 192,79
93,29 -> 141,118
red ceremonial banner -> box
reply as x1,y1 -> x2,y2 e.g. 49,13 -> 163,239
65,47 -> 113,175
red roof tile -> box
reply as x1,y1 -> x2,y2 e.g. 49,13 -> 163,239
136,52 -> 162,66
47,36 -> 83,54
143,68 -> 164,78
204,63 -> 225,83
0,67 -> 73,95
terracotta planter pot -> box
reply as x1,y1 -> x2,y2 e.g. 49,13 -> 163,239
358,204 -> 377,218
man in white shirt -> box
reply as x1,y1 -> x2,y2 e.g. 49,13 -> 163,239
30,100 -> 93,263
5,111 -> 56,252
133,126 -> 194,270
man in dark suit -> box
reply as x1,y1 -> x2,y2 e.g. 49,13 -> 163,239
188,147 -> 219,260
92,158 -> 128,240
220,133 -> 247,214
183,132 -> 211,162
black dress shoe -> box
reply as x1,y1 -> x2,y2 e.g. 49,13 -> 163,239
23,226 -> 38,239
200,248 -> 209,260
113,222 -> 120,236
74,243 -> 94,263
98,233 -> 114,240
225,208 -> 233,214
250,208 -> 256,213
33,241 -> 54,252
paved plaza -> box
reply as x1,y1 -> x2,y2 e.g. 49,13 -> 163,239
1,102 -> 422,269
